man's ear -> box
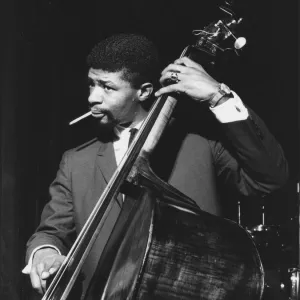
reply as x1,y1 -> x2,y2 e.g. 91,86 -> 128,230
137,83 -> 154,102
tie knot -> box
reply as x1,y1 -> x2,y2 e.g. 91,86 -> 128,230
128,128 -> 138,146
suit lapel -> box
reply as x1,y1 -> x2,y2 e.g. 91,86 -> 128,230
96,139 -> 124,207
96,141 -> 117,183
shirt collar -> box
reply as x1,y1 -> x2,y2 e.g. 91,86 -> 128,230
114,118 -> 144,138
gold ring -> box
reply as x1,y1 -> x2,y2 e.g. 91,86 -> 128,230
170,72 -> 179,83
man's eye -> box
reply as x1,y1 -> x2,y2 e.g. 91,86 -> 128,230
104,85 -> 113,91
88,79 -> 95,87
88,82 -> 95,89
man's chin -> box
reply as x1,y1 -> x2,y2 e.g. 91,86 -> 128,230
95,119 -> 114,129
92,118 -> 117,140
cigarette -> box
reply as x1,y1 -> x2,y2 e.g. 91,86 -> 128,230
69,111 -> 92,125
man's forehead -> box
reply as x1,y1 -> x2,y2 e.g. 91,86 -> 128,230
88,68 -> 126,81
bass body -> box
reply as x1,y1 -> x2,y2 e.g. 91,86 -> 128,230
85,162 -> 264,300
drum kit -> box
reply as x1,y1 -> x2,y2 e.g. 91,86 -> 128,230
237,183 -> 300,300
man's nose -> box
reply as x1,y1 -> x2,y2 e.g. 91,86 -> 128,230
88,86 -> 103,104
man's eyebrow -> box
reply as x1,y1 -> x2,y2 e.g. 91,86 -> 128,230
88,77 -> 116,86
98,79 -> 115,85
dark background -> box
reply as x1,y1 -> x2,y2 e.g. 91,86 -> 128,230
0,0 -> 298,299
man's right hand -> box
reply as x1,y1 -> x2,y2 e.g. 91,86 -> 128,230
30,247 -> 66,294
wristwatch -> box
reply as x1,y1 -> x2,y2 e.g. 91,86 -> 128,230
209,83 -> 233,108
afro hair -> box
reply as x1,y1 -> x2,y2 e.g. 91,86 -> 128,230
86,33 -> 159,89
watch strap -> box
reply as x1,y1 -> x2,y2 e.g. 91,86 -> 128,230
209,83 -> 233,108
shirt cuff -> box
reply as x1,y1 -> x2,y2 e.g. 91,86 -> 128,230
22,245 -> 61,274
209,91 -> 249,123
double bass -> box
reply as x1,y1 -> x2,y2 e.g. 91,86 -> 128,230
41,2 -> 264,299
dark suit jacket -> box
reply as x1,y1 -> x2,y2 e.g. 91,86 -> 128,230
25,109 -> 288,294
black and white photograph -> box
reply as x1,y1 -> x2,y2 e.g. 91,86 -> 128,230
0,0 -> 298,299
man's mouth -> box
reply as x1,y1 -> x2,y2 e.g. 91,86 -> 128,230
91,112 -> 105,118
91,108 -> 105,117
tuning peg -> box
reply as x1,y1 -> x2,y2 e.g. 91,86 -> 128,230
219,5 -> 235,18
234,37 -> 246,49
222,24 -> 247,50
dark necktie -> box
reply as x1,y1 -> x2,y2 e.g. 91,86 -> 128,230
128,128 -> 138,147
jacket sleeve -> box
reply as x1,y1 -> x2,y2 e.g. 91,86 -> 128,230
25,150 -> 76,263
209,108 -> 289,197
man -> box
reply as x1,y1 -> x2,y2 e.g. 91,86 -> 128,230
23,33 -> 288,297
